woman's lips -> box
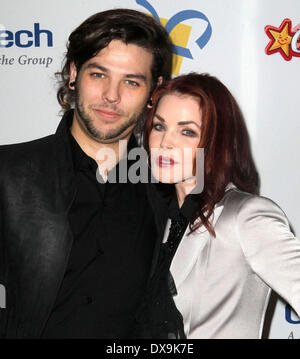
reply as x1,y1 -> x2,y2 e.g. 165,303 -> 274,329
93,108 -> 121,120
158,155 -> 177,167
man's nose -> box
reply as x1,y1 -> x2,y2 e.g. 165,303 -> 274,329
102,80 -> 121,104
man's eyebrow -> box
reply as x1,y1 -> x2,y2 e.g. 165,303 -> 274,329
125,74 -> 147,82
85,63 -> 108,72
85,63 -> 147,82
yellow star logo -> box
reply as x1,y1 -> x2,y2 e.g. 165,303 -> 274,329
265,19 -> 293,60
269,22 -> 292,56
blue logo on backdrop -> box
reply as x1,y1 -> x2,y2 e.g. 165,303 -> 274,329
0,23 -> 53,48
136,0 -> 212,59
286,305 -> 300,324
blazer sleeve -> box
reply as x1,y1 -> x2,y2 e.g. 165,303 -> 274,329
0,199 -> 5,337
0,199 -> 4,290
236,195 -> 300,317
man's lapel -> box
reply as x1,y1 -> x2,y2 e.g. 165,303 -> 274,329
13,112 -> 77,337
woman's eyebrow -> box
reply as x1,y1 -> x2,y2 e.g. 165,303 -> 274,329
177,121 -> 201,129
154,114 -> 201,129
154,114 -> 165,122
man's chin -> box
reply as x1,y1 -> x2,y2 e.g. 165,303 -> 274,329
89,126 -> 136,144
92,135 -> 123,144
75,107 -> 138,144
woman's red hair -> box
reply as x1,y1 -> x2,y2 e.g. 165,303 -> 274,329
144,73 -> 259,236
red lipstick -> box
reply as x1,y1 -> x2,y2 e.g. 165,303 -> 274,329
158,155 -> 176,167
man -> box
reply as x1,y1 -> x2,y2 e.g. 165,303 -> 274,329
0,9 -> 172,338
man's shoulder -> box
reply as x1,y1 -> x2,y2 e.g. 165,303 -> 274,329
0,134 -> 55,152
0,111 -> 72,165
0,134 -> 56,171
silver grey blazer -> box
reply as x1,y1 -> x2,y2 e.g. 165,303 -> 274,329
164,185 -> 300,339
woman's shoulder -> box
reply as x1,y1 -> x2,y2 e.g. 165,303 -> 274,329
221,184 -> 289,226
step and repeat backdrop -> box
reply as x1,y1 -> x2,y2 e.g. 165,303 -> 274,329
1,0 -> 299,339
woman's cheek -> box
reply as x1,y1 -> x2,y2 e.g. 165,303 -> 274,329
148,131 -> 159,148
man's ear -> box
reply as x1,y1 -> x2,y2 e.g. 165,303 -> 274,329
147,76 -> 163,109
69,62 -> 78,89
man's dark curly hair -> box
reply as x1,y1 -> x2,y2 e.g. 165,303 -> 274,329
56,8 -> 173,112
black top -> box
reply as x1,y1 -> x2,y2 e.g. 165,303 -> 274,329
134,194 -> 197,339
42,131 -> 156,338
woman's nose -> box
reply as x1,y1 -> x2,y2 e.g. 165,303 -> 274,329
160,132 -> 174,149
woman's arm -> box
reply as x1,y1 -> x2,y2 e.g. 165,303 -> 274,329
237,195 -> 300,317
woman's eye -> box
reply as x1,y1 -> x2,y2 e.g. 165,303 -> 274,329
152,123 -> 164,131
182,129 -> 197,137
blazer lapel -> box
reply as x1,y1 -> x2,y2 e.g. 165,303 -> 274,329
170,203 -> 224,289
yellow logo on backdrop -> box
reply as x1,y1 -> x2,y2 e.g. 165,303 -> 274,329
160,18 -> 192,75
265,19 -> 300,61
136,0 -> 212,75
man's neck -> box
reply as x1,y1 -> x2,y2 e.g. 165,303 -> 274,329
70,116 -> 130,174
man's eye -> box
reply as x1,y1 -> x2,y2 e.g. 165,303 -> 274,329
125,80 -> 139,87
91,73 -> 105,78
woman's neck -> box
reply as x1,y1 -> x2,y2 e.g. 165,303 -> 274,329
175,179 -> 196,208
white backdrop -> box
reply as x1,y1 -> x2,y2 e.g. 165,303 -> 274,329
1,0 -> 299,339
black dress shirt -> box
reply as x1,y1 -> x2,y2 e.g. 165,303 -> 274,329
134,191 -> 197,339
42,132 -> 156,338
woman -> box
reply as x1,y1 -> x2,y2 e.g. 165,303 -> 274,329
136,73 -> 300,339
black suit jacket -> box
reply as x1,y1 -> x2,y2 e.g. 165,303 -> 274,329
0,112 -> 167,338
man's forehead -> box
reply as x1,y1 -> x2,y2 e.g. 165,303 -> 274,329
83,41 -> 153,78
